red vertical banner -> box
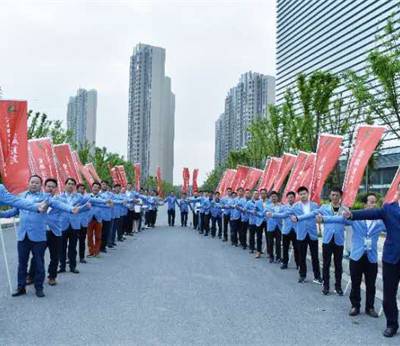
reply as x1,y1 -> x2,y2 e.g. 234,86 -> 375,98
134,163 -> 141,191
71,151 -> 83,184
109,166 -> 120,186
192,168 -> 199,193
258,159 -> 271,190
216,170 -> 228,194
182,167 -> 190,193
86,163 -> 101,183
28,138 -> 59,188
273,153 -> 297,192
71,151 -> 95,186
282,151 -> 309,203
310,134 -> 343,203
385,166 -> 400,203
0,100 -> 30,193
53,144 -> 80,183
342,125 -> 386,207
298,153 -> 317,193
243,168 -> 263,190
220,169 -> 236,195
230,165 -> 250,191
116,165 -> 128,187
156,166 -> 163,197
265,157 -> 282,192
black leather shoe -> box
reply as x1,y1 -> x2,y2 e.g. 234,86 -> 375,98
322,287 -> 329,295
80,259 -> 87,264
280,264 -> 288,270
335,288 -> 344,296
365,308 -> 379,318
349,307 -> 360,316
383,327 -> 398,338
12,288 -> 26,297
269,257 -> 274,263
57,268 -> 66,273
35,290 -> 45,298
70,268 -> 80,274
298,277 -> 305,283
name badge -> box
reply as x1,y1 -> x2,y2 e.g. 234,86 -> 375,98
364,237 -> 372,251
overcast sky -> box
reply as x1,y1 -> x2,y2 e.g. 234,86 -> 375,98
0,0 -> 276,184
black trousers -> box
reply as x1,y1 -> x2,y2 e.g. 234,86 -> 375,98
145,211 -> 150,226
382,260 -> 400,329
256,222 -> 265,253
148,210 -> 156,227
125,210 -> 134,234
138,213 -> 142,230
101,220 -> 111,251
47,231 -> 62,280
117,217 -> 124,240
199,212 -> 205,233
203,213 -> 211,235
239,221 -> 248,248
282,229 -> 299,266
211,216 -> 222,237
297,234 -> 321,280
78,227 -> 87,260
267,228 -> 281,260
60,226 -> 78,270
249,224 -> 256,251
349,254 -> 378,310
223,215 -> 230,240
322,238 -> 343,290
168,209 -> 176,226
230,219 -> 241,245
193,211 -> 199,229
180,211 -> 188,226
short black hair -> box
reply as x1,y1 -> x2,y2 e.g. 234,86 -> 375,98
44,178 -> 58,186
101,180 -> 109,185
330,186 -> 343,196
65,177 -> 77,185
92,181 -> 101,188
29,174 -> 43,183
231,191 -> 237,195
215,191 -> 220,195
237,187 -> 244,192
76,184 -> 85,190
259,188 -> 267,193
362,193 -> 377,204
227,187 -> 232,191
297,186 -> 309,194
269,190 -> 279,197
113,183 -> 121,188
286,191 -> 295,198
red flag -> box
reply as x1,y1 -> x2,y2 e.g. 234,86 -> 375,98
273,153 -> 296,192
221,169 -> 236,195
342,125 -> 386,207
116,165 -> 128,187
298,153 -> 317,193
53,144 -> 80,183
258,159 -> 271,191
28,138 -> 59,189
192,168 -> 199,193
134,163 -> 141,191
0,100 -> 30,193
71,151 -> 83,184
311,134 -> 343,203
182,167 -> 190,193
265,157 -> 282,192
156,166 -> 163,196
109,166 -> 120,186
71,151 -> 95,186
230,165 -> 250,192
216,170 -> 228,194
282,151 -> 309,203
243,168 -> 263,190
86,163 -> 101,183
385,167 -> 400,203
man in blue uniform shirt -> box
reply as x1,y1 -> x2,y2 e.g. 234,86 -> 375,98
221,187 -> 232,242
265,191 -> 283,263
177,192 -> 189,227
211,192 -> 222,238
164,191 -> 178,227
344,183 -> 400,338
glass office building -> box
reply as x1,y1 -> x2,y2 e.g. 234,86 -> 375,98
276,0 -> 400,193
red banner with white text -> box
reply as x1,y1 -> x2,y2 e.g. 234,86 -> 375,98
282,151 -> 309,203
258,159 -> 271,191
273,153 -> 297,192
156,166 -> 163,196
0,100 -> 30,193
221,169 -> 236,195
298,153 -> 317,194
28,138 -> 59,189
311,134 -> 343,203
265,157 -> 282,192
182,167 -> 190,193
134,163 -> 141,191
53,144 -> 80,184
116,165 -> 128,187
109,166 -> 120,186
231,165 -> 250,191
192,168 -> 199,193
71,151 -> 83,184
342,125 -> 386,207
385,166 -> 400,203
243,168 -> 263,190
86,163 -> 101,183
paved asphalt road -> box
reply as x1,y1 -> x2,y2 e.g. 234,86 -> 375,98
0,209 -> 398,345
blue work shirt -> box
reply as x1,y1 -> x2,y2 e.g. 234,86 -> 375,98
270,203 -> 296,235
57,192 -> 91,230
0,184 -> 40,212
210,199 -> 222,218
221,196 -> 232,216
164,196 -> 177,210
246,199 -> 257,225
291,201 -> 320,241
254,199 -> 269,227
265,203 -> 283,232
229,197 -> 241,220
178,199 -> 190,213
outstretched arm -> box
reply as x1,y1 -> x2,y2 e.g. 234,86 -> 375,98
351,208 -> 384,221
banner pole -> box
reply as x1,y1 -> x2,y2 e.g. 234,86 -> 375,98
0,223 -> 13,294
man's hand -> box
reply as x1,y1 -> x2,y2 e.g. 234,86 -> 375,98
72,207 -> 80,214
86,202 -> 92,209
266,211 -> 273,218
316,214 -> 323,224
343,210 -> 352,219
106,200 -> 113,207
37,202 -> 48,213
290,215 -> 298,223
